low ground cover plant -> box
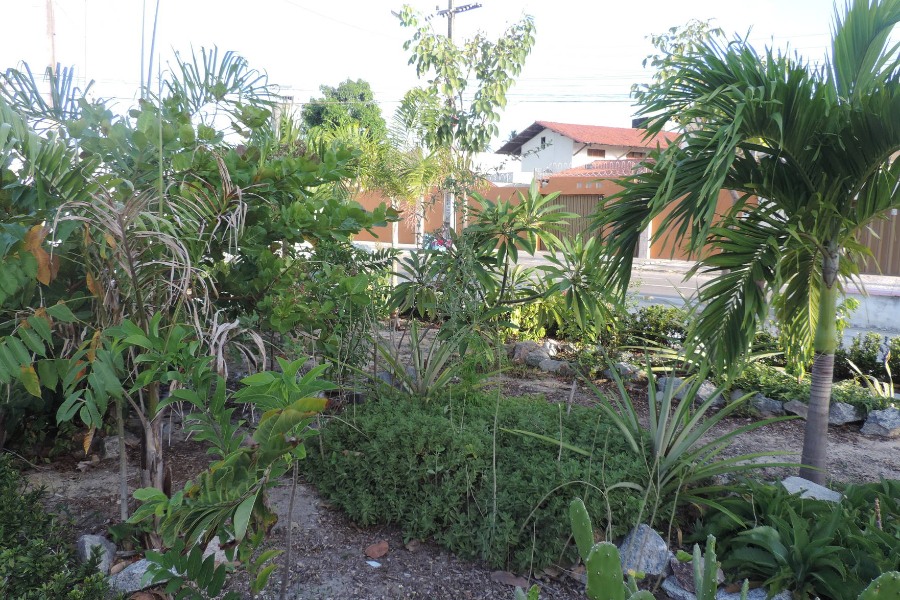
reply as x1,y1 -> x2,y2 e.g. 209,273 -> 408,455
0,454 -> 108,599
306,392 -> 645,572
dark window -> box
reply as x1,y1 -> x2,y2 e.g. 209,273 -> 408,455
587,148 -> 606,157
540,136 -> 546,148
627,151 -> 646,158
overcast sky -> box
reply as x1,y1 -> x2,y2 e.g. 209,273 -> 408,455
2,0 -> 837,149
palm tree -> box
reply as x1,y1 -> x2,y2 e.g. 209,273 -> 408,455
596,0 -> 900,484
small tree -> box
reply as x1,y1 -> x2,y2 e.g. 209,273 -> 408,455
300,78 -> 388,142
596,0 -> 900,484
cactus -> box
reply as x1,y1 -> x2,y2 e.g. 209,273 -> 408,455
568,498 -> 656,600
585,542 -> 626,600
858,571 -> 900,600
570,497 -> 596,562
693,534 -> 719,600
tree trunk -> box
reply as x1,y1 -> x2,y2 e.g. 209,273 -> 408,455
799,248 -> 839,484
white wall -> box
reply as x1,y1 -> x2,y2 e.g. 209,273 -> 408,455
520,129 -> 575,173
571,144 -> 648,167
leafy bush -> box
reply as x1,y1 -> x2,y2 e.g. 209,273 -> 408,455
733,362 -> 887,413
692,478 -> 900,600
835,332 -> 887,381
0,454 -> 108,599
622,305 -> 687,349
306,394 -> 645,572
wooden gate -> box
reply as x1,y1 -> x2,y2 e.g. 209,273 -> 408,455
859,211 -> 900,276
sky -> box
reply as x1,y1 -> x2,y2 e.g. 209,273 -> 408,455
1,0 -> 839,150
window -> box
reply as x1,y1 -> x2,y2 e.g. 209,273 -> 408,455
627,151 -> 646,158
540,136 -> 547,149
587,148 -> 606,157
576,182 -> 583,189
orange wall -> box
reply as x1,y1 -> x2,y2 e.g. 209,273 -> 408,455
648,189 -> 737,260
352,184 -> 530,245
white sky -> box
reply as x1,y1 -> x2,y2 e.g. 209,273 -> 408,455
2,0 -> 838,149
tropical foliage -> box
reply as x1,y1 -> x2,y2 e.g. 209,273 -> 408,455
595,0 -> 900,482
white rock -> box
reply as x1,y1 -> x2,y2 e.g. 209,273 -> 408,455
860,407 -> 900,437
781,476 -> 842,502
75,534 -> 117,575
618,524 -> 672,577
828,401 -> 864,425
107,559 -> 153,594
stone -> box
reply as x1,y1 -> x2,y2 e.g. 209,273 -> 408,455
603,362 -> 646,383
663,577 -> 697,600
749,394 -> 784,417
511,341 -> 541,363
107,559 -> 153,595
783,399 -> 808,419
538,359 -> 570,375
202,536 -> 231,566
542,340 -> 560,357
525,349 -> 551,368
618,524 -> 672,577
365,540 -> 389,559
860,407 -> 900,437
781,476 -> 842,502
103,437 -> 121,460
717,588 -> 791,600
490,571 -> 530,588
828,401 -> 864,425
730,388 -> 748,402
75,534 -> 116,575
657,377 -> 723,407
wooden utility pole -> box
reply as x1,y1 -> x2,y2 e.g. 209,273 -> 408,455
46,0 -> 57,72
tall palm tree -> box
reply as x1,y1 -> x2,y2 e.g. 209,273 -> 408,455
596,0 -> 900,484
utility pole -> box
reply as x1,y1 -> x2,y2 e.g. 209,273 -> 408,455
46,0 -> 57,73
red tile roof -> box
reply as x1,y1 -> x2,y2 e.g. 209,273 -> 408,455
497,121 -> 676,155
552,159 -> 648,178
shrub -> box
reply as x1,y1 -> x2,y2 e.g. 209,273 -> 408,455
733,362 -> 887,413
835,332 -> 887,381
305,394 -> 645,572
691,478 -> 900,600
0,454 -> 108,599
623,305 -> 686,349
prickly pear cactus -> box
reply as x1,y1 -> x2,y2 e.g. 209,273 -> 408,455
569,498 -> 595,562
585,542 -> 626,600
858,572 -> 900,600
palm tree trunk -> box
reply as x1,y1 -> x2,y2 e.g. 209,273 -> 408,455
799,248 -> 839,484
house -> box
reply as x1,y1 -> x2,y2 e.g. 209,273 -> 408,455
493,121 -> 677,183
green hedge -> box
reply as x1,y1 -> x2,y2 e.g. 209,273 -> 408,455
306,394 -> 646,572
0,454 -> 108,599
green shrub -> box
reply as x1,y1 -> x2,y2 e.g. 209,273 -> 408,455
835,332 -> 887,381
306,394 -> 645,572
733,362 -> 887,413
692,478 -> 900,600
0,454 -> 108,599
623,305 -> 686,349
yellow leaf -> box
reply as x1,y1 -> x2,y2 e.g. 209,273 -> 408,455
20,364 -> 41,397
24,225 -> 52,285
87,330 -> 101,363
86,272 -> 101,298
83,426 -> 95,455
104,233 -> 117,249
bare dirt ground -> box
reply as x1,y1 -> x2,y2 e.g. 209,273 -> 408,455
19,359 -> 900,599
